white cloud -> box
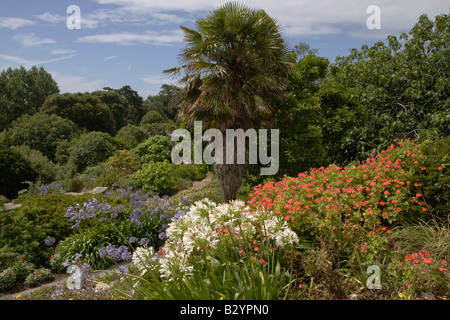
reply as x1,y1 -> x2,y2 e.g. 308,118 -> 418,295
13,33 -> 56,47
49,71 -> 105,93
93,0 -> 449,39
36,11 -> 98,29
104,55 -> 118,60
50,48 -> 77,55
0,53 -> 75,68
35,12 -> 66,24
0,54 -> 30,65
0,17 -> 35,30
77,30 -> 184,46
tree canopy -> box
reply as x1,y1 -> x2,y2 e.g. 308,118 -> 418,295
40,92 -> 116,135
0,66 -> 59,131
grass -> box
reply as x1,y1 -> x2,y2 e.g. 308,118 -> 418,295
392,219 -> 450,261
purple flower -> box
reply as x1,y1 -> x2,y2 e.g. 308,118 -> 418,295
129,236 -> 138,244
98,245 -> 132,262
158,232 -> 167,240
129,208 -> 143,224
140,238 -> 150,246
44,236 -> 56,246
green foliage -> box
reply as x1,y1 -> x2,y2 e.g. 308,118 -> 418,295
66,132 -> 117,173
171,177 -> 223,205
133,135 -> 171,164
171,164 -> 206,182
98,150 -> 141,187
92,90 -> 131,131
275,54 -> 330,177
408,137 -> 449,220
139,110 -> 166,126
40,92 -> 116,134
103,85 -> 145,125
319,13 -> 449,164
0,260 -> 37,291
10,145 -> 62,184
0,145 -> 37,199
132,160 -> 177,195
0,66 -> 59,131
14,192 -> 99,240
393,220 -> 450,262
0,269 -> 16,291
143,84 -> 180,121
23,267 -> 52,287
8,113 -> 79,161
0,208 -> 51,266
115,125 -> 150,149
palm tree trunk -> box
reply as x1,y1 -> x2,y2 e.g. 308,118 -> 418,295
213,162 -> 246,203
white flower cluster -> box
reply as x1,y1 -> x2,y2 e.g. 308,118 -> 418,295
157,198 -> 299,282
131,245 -> 158,275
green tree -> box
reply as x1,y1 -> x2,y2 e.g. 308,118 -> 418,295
140,110 -> 167,126
115,124 -> 150,149
276,54 -> 330,177
0,145 -> 37,199
320,13 -> 449,163
144,84 -> 180,121
0,66 -> 59,131
165,2 -> 294,202
92,90 -> 131,131
103,85 -> 145,124
40,93 -> 116,134
66,132 -> 117,173
8,113 -> 79,161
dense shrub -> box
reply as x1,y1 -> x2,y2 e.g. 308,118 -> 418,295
171,164 -> 206,182
246,139 -> 449,297
56,190 -> 180,270
0,145 -> 37,199
8,113 -> 79,161
11,145 -> 62,184
131,160 -> 178,195
171,176 -> 223,205
133,135 -> 171,164
0,208 -> 51,266
97,150 -> 141,187
66,132 -> 117,173
406,137 -> 449,221
140,110 -> 166,126
115,125 -> 150,149
23,267 -> 52,287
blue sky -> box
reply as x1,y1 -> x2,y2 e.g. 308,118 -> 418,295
0,0 -> 448,99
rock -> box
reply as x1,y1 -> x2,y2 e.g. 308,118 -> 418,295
88,187 -> 108,194
421,292 -> 436,300
3,203 -> 22,211
64,192 -> 85,196
349,293 -> 363,300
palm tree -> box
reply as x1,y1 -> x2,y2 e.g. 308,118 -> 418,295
165,2 -> 294,202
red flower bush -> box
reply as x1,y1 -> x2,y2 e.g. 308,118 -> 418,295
248,139 -> 430,265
